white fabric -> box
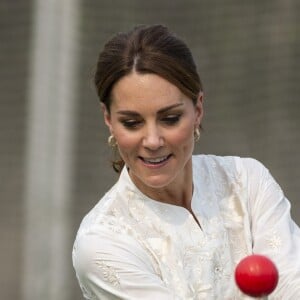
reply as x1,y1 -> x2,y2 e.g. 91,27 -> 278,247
72,155 -> 300,299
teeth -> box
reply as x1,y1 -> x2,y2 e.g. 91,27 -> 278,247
143,156 -> 168,163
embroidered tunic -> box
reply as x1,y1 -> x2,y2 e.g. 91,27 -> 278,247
72,155 -> 300,299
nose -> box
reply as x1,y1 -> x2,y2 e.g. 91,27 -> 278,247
142,125 -> 163,150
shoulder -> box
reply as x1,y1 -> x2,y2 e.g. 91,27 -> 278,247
73,178 -> 131,267
192,154 -> 267,174
72,174 -> 152,272
192,154 -> 270,190
75,166 -> 135,240
75,185 -> 117,237
192,153 -> 241,167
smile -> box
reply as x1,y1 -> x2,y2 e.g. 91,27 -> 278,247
140,155 -> 171,165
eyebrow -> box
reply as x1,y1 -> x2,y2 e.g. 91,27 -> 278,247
116,103 -> 184,116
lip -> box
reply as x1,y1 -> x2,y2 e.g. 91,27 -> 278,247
139,154 -> 172,169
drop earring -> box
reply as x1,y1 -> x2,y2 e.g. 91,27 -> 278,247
108,135 -> 117,147
194,128 -> 201,142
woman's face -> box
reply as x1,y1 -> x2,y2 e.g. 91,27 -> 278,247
103,72 -> 203,192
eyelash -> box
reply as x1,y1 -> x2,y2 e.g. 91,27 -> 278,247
121,120 -> 141,129
162,115 -> 181,125
120,114 -> 182,129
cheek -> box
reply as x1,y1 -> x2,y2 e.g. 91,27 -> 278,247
115,131 -> 139,153
110,122 -> 137,151
168,123 -> 194,146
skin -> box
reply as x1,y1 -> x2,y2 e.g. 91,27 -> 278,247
102,72 -> 203,212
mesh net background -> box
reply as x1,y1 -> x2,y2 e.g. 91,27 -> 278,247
1,0 -> 299,299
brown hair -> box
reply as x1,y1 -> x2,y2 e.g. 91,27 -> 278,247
94,24 -> 203,172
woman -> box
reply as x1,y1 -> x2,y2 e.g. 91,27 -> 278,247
73,24 -> 300,299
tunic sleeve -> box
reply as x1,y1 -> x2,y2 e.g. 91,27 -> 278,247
72,226 -> 175,300
243,158 -> 300,298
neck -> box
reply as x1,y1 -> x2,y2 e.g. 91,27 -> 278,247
130,160 -> 194,210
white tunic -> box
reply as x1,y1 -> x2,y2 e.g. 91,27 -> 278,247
72,155 -> 300,299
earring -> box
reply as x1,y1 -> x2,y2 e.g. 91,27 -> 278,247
108,135 -> 117,147
194,128 -> 201,142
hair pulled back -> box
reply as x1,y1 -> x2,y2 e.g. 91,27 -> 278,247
94,24 -> 203,111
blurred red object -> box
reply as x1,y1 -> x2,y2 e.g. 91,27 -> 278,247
235,254 -> 279,297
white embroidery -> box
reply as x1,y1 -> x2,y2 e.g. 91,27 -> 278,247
266,231 -> 282,252
95,260 -> 121,287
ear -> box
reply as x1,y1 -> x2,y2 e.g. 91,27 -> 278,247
101,103 -> 113,134
194,91 -> 204,127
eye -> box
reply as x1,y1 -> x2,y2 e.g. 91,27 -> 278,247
120,119 -> 142,129
162,114 -> 181,125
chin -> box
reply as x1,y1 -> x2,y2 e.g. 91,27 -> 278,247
129,160 -> 184,190
140,173 -> 176,189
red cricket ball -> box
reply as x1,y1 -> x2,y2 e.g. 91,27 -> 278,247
235,254 -> 279,297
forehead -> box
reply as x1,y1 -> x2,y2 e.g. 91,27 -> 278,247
110,72 -> 189,112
